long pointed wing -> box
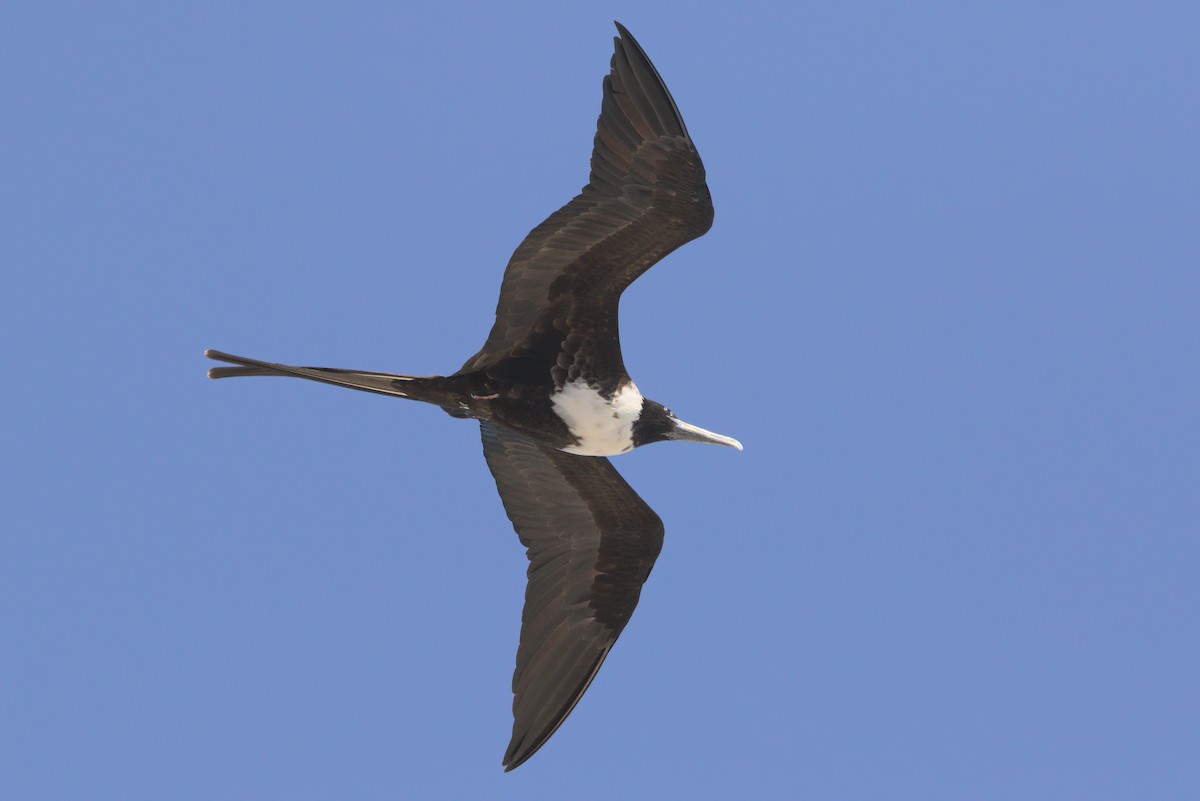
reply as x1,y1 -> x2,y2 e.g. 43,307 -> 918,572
459,23 -> 713,377
479,421 -> 664,770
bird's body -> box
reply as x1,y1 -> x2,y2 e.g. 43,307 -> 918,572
206,22 -> 739,770
550,379 -> 645,456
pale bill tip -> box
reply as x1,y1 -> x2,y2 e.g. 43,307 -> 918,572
673,420 -> 743,451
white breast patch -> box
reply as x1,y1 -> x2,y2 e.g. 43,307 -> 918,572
551,379 -> 645,456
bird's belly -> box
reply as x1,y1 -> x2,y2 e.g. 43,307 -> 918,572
550,380 -> 643,457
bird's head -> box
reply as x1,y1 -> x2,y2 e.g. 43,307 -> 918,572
632,400 -> 743,451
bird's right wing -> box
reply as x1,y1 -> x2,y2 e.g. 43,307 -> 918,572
458,23 -> 713,377
479,421 -> 664,771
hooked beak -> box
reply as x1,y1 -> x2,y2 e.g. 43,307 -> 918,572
669,420 -> 744,451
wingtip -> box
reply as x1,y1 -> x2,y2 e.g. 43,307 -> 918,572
501,748 -> 528,772
609,20 -> 638,47
502,732 -> 540,772
612,21 -> 636,46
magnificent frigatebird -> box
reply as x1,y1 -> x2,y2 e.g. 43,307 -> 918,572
205,22 -> 740,770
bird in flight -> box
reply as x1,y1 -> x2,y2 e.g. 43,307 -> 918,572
206,22 -> 740,771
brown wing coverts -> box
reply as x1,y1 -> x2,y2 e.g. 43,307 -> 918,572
479,421 -> 664,770
459,24 -> 713,376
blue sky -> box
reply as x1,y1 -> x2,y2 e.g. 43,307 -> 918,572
4,2 -> 1198,799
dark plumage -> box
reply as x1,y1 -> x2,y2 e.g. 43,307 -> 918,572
460,23 -> 713,392
206,22 -> 739,771
480,421 -> 663,767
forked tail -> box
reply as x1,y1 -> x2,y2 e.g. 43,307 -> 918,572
205,349 -> 423,399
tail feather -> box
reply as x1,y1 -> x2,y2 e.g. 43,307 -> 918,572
205,349 -> 420,398
208,365 -> 289,379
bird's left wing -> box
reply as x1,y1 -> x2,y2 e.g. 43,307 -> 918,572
479,421 -> 664,770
